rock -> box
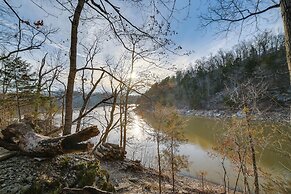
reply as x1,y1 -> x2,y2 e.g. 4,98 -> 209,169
178,189 -> 189,194
129,177 -> 139,183
235,110 -> 246,118
164,183 -> 172,190
0,154 -> 114,194
115,182 -> 131,192
142,181 -> 152,191
9,184 -> 20,193
22,184 -> 31,192
26,176 -> 33,183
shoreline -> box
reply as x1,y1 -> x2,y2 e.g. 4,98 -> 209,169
0,148 -> 238,194
177,108 -> 290,123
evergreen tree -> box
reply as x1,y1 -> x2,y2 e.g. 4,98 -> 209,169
0,56 -> 36,94
0,56 -> 36,120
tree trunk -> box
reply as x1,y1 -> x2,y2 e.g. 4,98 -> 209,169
14,72 -> 21,121
157,132 -> 162,194
280,0 -> 291,85
221,157 -> 229,193
122,89 -> 130,156
248,132 -> 259,194
171,135 -> 175,193
76,105 -> 86,132
99,93 -> 117,145
63,0 -> 85,135
246,113 -> 259,194
61,94 -> 65,126
119,86 -> 123,148
34,53 -> 47,117
235,146 -> 250,194
0,122 -> 99,157
280,0 -> 291,124
121,43 -> 136,155
76,72 -> 104,132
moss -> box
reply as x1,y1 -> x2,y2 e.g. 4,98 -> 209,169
75,161 -> 99,188
98,169 -> 109,180
21,179 -> 62,194
21,182 -> 42,194
96,168 -> 115,192
23,156 -> 115,193
97,179 -> 115,192
74,160 -> 115,192
58,156 -> 71,168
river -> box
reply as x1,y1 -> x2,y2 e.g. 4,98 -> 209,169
59,107 -> 291,190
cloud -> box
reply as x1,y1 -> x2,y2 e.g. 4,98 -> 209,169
4,0 -> 284,90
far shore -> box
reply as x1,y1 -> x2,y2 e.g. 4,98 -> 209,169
178,108 -> 290,123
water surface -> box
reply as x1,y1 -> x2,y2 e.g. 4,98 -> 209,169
62,108 -> 291,189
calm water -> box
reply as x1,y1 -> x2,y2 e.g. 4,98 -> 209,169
58,108 -> 291,189
179,117 -> 291,187
123,112 -> 290,189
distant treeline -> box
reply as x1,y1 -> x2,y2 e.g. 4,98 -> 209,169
53,91 -> 139,109
138,31 -> 290,110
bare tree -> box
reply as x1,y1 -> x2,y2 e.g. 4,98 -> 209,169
63,0 -> 86,135
220,78 -> 269,194
152,103 -> 168,194
34,53 -> 63,118
0,0 -> 55,61
55,76 -> 67,127
96,83 -> 120,146
74,36 -> 104,132
160,108 -> 188,193
201,0 -> 291,86
55,0 -> 190,135
140,104 -> 188,194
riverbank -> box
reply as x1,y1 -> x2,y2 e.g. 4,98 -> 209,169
177,108 -> 290,123
0,147 -> 237,194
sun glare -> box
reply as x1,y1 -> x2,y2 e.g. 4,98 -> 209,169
129,72 -> 137,80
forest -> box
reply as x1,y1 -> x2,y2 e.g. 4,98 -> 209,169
139,31 -> 290,111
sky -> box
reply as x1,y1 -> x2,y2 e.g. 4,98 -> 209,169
0,0 -> 284,90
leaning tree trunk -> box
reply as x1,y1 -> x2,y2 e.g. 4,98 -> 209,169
63,0 -> 85,135
0,122 -> 99,157
281,0 -> 291,85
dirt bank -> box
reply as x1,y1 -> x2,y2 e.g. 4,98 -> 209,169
0,147 -> 234,194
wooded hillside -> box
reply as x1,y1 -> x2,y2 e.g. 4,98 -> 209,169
139,31 -> 291,111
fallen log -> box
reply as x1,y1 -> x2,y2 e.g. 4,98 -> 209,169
0,122 -> 99,157
94,143 -> 125,161
123,159 -> 143,171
